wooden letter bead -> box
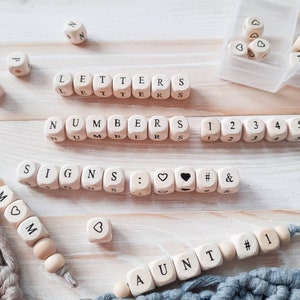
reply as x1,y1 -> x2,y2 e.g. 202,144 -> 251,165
220,117 -> 242,142
126,266 -> 155,296
7,51 -> 31,77
148,256 -> 177,287
291,36 -> 300,52
113,73 -> 131,98
248,38 -> 270,61
33,237 -> 57,260
0,185 -> 17,212
127,115 -> 148,141
171,74 -> 190,100
174,167 -> 195,192
64,20 -> 87,44
53,72 -> 74,97
194,243 -> 223,271
59,164 -> 82,190
93,73 -> 113,98
243,16 -> 264,40
274,225 -> 291,244
129,170 -> 151,196
264,118 -> 288,142
36,164 -> 60,190
230,232 -> 259,260
217,167 -> 239,194
44,253 -> 65,273
151,74 -> 170,99
81,165 -> 103,191
200,118 -> 221,142
17,216 -> 49,247
86,217 -> 112,243
132,74 -> 151,99
86,115 -> 107,140
218,241 -> 236,261
287,117 -> 300,141
195,167 -> 217,193
153,169 -> 175,194
73,72 -> 93,96
254,228 -> 280,254
227,41 -> 248,58
103,167 -> 125,193
44,116 -> 66,142
169,116 -> 190,141
148,116 -> 168,141
65,115 -> 87,141
242,117 -> 265,142
107,115 -> 127,140
173,251 -> 201,281
16,160 -> 40,187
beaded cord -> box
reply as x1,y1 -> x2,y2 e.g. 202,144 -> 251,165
94,224 -> 300,300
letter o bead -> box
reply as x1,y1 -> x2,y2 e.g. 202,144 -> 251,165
7,51 -> 31,77
64,20 -> 87,44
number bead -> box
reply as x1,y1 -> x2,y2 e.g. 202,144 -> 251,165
254,228 -> 280,254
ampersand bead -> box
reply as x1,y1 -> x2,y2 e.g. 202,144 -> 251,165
44,253 -> 65,273
218,241 -> 236,261
274,225 -> 291,244
112,281 -> 131,299
33,237 -> 57,260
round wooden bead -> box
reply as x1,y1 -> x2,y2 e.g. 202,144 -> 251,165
113,281 -> 131,299
218,241 -> 236,261
33,237 -> 57,260
274,225 -> 291,244
0,178 -> 5,187
44,253 -> 65,273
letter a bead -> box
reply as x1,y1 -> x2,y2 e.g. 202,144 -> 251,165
230,232 -> 259,260
64,20 -> 87,44
7,51 -> 31,77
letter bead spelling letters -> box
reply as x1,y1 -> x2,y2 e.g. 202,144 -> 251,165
132,74 -> 151,99
151,74 -> 170,99
73,72 -> 93,96
171,74 -> 190,100
169,116 -> 190,141
93,73 -> 113,98
113,73 -> 131,98
53,72 -> 74,97
127,115 -> 148,140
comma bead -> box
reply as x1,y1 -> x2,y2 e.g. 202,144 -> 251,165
33,237 -> 57,260
113,281 -> 131,299
274,225 -> 291,244
44,253 -> 65,273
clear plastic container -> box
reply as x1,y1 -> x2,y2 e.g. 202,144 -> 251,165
219,0 -> 300,92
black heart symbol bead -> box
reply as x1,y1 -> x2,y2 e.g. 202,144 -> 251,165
251,19 -> 260,26
11,205 -> 21,216
235,43 -> 243,51
248,49 -> 255,57
158,173 -> 168,181
257,40 -> 265,48
180,173 -> 191,181
93,221 -> 103,233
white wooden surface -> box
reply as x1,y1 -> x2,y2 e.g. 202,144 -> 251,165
0,1 -> 300,299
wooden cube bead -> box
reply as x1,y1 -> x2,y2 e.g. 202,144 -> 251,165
153,169 -> 175,194
274,225 -> 291,244
81,165 -> 104,191
113,73 -> 131,98
289,52 -> 300,67
194,243 -> 223,271
242,117 -> 265,142
230,232 -> 259,260
93,73 -> 113,98
174,167 -> 195,192
44,116 -> 66,142
17,216 -> 49,247
59,164 -> 82,190
173,251 -> 201,281
107,115 -> 127,140
129,170 -> 151,196
227,41 -> 248,58
151,74 -> 170,99
254,227 -> 280,254
64,20 -> 87,44
243,16 -> 264,40
248,38 -> 270,61
220,117 -> 242,142
132,74 -> 151,99
0,185 -> 17,212
37,164 -> 60,190
86,115 -> 107,140
65,115 -> 87,141
171,74 -> 190,100
74,72 -> 93,96
169,116 -> 190,141
195,167 -> 217,193
148,256 -> 177,287
287,117 -> 300,141
126,266 -> 155,296
44,253 -> 65,273
16,160 -> 40,187
148,116 -> 168,141
53,72 -> 74,97
127,115 -> 148,141
86,217 -> 112,243
200,117 -> 221,142
292,36 -> 300,52
264,118 -> 288,142
217,167 -> 239,194
33,237 -> 57,260
103,167 -> 125,193
218,241 -> 236,261
7,51 -> 31,77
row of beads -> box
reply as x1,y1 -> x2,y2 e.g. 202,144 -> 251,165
0,180 -> 76,286
113,225 -> 292,297
17,161 -> 240,195
54,72 -> 191,100
45,115 -> 190,142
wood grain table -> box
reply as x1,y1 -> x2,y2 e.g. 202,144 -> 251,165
0,1 -> 300,299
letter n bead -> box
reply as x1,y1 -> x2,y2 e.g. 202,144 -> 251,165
44,116 -> 66,142
64,20 -> 87,44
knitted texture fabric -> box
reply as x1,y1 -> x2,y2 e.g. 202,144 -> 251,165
0,227 -> 23,300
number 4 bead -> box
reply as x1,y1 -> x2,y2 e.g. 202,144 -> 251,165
265,118 -> 288,142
